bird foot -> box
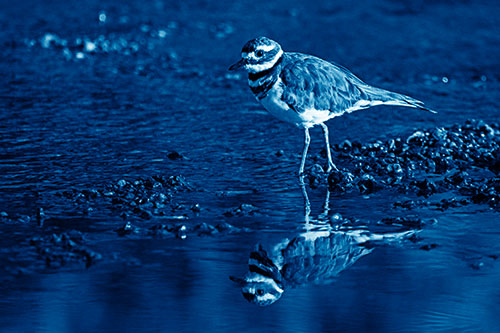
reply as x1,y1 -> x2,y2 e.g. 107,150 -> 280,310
325,163 -> 339,174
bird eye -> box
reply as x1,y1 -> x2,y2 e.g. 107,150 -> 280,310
256,289 -> 265,296
256,50 -> 264,57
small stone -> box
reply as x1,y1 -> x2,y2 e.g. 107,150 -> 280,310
116,221 -> 135,236
420,244 -> 439,251
175,225 -> 187,239
167,151 -> 184,160
330,213 -> 343,224
191,203 -> 201,212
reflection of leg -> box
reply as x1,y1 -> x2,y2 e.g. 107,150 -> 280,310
320,123 -> 338,172
300,182 -> 311,224
318,189 -> 331,220
299,127 -> 310,184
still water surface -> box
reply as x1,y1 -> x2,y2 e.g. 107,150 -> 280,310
1,0 -> 500,331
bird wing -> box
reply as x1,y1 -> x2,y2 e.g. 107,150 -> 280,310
280,52 -> 436,115
280,53 -> 369,115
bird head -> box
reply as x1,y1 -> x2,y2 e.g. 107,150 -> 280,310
229,243 -> 285,306
229,37 -> 283,74
230,273 -> 284,306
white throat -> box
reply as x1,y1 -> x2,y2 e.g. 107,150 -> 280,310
246,49 -> 283,74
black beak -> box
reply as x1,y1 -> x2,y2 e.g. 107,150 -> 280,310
242,292 -> 255,302
229,276 -> 246,286
229,58 -> 246,71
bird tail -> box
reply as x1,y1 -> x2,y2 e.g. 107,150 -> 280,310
362,86 -> 437,114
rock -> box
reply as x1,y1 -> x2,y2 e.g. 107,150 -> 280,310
358,174 -> 378,194
116,222 -> 136,236
29,231 -> 101,268
223,204 -> 259,217
167,151 -> 184,160
420,244 -> 439,251
306,164 -> 327,188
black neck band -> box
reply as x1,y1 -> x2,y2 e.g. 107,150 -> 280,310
248,55 -> 283,81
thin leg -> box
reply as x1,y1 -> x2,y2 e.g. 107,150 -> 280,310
318,189 -> 331,221
300,182 -> 311,224
299,127 -> 311,182
320,123 -> 338,172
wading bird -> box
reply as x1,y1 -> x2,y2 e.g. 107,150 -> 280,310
229,37 -> 435,182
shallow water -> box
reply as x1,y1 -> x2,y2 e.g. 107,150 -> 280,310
1,0 -> 500,331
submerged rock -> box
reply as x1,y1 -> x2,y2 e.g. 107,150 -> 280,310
148,221 -> 246,238
115,221 -> 137,236
29,231 -> 101,268
223,203 -> 259,217
58,175 -> 195,220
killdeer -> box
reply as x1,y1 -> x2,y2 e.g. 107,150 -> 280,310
229,37 -> 435,181
230,228 -> 416,306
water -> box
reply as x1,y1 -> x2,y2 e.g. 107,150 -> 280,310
1,0 -> 500,331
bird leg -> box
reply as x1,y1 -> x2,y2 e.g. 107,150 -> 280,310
300,182 -> 311,224
320,123 -> 338,173
299,127 -> 311,184
318,189 -> 331,221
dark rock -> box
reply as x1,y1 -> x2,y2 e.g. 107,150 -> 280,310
393,200 -> 425,209
148,221 -> 245,238
329,213 -> 343,224
306,164 -> 327,188
173,224 -> 187,239
116,222 -> 136,236
380,217 -> 426,229
223,204 -> 259,217
215,222 -> 240,233
167,151 -> 184,160
437,198 -> 470,210
327,169 -> 354,192
409,179 -> 438,197
193,222 -> 216,235
358,174 -> 379,194
191,203 -> 201,213
29,231 -> 101,268
117,179 -> 127,187
420,243 -> 439,251
17,216 -> 31,223
445,171 -> 468,186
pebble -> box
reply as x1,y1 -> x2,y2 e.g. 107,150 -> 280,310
224,204 -> 259,217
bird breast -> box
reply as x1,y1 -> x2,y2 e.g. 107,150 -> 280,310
259,78 -> 304,127
259,78 -> 334,128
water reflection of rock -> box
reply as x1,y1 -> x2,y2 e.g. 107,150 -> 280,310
231,186 -> 418,306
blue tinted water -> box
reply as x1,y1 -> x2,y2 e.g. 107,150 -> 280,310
1,0 -> 500,331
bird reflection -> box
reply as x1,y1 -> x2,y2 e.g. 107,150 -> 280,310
231,185 -> 417,306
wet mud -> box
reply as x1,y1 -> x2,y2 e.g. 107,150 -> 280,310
3,119 -> 498,279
